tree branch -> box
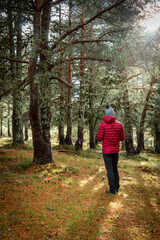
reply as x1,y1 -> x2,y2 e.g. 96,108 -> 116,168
70,57 -> 111,62
0,74 -> 73,100
98,27 -> 133,39
127,73 -> 141,82
49,56 -> 111,70
0,56 -> 29,64
71,39 -> 113,44
51,0 -> 126,50
51,76 -> 72,88
0,78 -> 29,100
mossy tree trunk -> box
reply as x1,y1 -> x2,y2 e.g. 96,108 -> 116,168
39,0 -> 53,162
29,0 -> 53,164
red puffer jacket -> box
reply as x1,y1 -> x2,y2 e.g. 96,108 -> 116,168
97,116 -> 125,153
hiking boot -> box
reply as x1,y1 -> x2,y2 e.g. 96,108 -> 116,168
105,190 -> 116,195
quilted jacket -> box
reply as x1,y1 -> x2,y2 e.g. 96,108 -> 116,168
97,116 -> 125,153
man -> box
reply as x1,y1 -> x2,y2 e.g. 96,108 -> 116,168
97,104 -> 125,195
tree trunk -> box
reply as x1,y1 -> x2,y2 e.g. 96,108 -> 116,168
0,103 -> 3,137
155,87 -> 160,153
123,86 -> 135,154
155,120 -> 160,153
12,92 -> 24,143
89,67 -> 96,149
0,118 -> 2,137
58,4 -> 65,145
65,0 -> 73,145
7,0 -> 24,143
89,125 -> 96,149
136,77 -> 156,153
8,119 -> 11,137
8,101 -> 11,137
95,134 -> 98,146
29,0 -> 53,164
75,5 -> 85,151
136,127 -> 145,150
24,127 -> 28,141
39,0 -> 53,161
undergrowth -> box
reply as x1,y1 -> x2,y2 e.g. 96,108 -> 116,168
53,145 -> 101,159
0,142 -> 33,150
14,157 -> 33,172
0,140 -> 159,240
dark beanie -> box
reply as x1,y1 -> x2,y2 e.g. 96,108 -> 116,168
105,104 -> 114,116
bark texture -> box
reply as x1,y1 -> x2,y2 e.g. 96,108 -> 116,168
29,0 -> 53,164
39,0 -> 53,161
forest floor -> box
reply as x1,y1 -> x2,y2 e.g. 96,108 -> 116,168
0,138 -> 160,240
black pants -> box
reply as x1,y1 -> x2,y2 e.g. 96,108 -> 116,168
103,153 -> 119,193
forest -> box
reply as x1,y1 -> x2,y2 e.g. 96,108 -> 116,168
0,0 -> 160,239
